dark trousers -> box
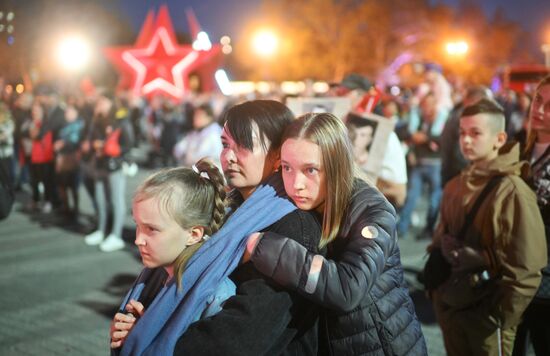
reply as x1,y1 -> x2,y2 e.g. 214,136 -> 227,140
0,157 -> 13,187
29,162 -> 56,204
513,300 -> 550,356
57,169 -> 80,214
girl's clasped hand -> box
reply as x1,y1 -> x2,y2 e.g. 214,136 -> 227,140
109,299 -> 144,348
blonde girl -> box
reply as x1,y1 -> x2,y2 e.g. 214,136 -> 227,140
110,158 -> 232,355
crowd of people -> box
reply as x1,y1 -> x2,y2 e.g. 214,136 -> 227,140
0,68 -> 549,355
0,84 -> 231,251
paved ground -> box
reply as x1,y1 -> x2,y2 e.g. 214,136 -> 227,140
0,160 -> 446,355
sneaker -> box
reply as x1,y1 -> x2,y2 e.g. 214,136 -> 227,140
41,202 -> 53,214
99,234 -> 125,252
122,162 -> 139,177
411,212 -> 421,227
85,230 -> 105,245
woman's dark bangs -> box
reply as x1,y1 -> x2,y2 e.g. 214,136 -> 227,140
225,109 -> 254,151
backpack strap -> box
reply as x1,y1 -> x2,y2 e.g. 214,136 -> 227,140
457,175 -> 503,241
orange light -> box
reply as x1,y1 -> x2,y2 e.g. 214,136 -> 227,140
56,35 -> 91,71
446,40 -> 469,56
252,29 -> 278,57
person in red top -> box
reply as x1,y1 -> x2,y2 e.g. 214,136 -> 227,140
27,102 -> 56,213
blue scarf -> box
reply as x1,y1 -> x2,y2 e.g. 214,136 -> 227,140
118,173 -> 296,356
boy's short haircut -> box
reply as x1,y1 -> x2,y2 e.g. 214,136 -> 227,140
461,98 -> 505,133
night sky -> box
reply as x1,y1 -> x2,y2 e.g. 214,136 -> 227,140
111,0 -> 550,42
110,0 -> 262,40
436,0 -> 550,39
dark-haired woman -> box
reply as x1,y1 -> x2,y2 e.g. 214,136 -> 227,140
174,100 -> 324,356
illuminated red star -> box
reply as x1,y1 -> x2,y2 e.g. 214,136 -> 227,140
122,27 -> 198,99
103,5 -> 222,102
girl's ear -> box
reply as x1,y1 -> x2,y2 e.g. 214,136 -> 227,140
186,226 -> 205,246
270,150 -> 281,171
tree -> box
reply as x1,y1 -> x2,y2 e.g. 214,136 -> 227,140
234,0 -> 445,81
234,0 -> 525,85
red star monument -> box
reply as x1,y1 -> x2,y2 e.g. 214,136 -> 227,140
104,5 -> 222,102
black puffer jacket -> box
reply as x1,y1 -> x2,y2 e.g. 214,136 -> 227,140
251,179 -> 427,355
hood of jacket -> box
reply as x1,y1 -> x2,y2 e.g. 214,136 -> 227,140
461,142 -> 528,190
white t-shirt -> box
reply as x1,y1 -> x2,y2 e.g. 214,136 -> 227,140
173,122 -> 223,168
378,132 -> 408,184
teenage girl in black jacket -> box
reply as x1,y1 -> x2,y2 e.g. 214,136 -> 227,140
246,113 -> 427,355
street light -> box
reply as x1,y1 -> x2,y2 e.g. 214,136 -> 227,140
192,31 -> 212,51
55,35 -> 91,72
445,40 -> 469,56
252,29 -> 278,57
215,69 -> 233,96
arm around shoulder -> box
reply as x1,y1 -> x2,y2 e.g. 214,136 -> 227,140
252,186 -> 397,312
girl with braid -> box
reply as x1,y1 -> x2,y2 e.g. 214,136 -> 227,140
109,158 -> 233,353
